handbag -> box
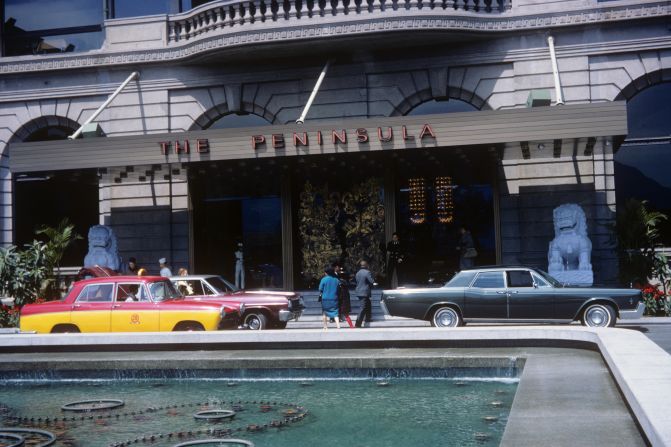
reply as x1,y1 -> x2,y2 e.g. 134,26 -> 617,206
464,247 -> 478,258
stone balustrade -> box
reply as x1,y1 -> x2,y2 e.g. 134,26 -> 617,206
167,0 -> 511,43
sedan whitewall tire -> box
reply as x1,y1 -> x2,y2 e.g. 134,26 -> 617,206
581,303 -> 616,328
431,307 -> 462,328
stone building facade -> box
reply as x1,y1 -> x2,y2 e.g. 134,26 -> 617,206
1,0 -> 669,287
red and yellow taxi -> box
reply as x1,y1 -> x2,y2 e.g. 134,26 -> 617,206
19,276 -> 243,333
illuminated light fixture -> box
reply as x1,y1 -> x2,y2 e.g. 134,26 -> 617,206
435,176 -> 454,224
408,177 -> 426,224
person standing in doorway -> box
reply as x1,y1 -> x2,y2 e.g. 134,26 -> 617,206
333,261 -> 354,328
386,232 -> 405,288
456,226 -> 477,270
234,241 -> 245,289
355,260 -> 375,327
158,258 -> 172,277
121,257 -> 140,275
318,267 -> 341,330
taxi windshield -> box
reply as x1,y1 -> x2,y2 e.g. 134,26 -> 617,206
149,280 -> 182,302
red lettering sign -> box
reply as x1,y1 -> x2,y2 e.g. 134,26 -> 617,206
196,139 -> 209,153
174,140 -> 190,154
402,125 -> 413,140
252,135 -> 265,150
419,124 -> 436,140
159,141 -> 171,155
356,128 -> 369,143
332,129 -> 347,144
293,132 -> 308,147
378,127 -> 393,142
272,134 -> 285,149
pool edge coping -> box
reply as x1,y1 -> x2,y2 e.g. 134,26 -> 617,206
1,326 -> 670,445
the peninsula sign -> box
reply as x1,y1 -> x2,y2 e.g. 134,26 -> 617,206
156,124 -> 436,154
251,124 -> 437,150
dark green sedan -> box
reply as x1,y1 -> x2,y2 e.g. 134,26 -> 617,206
381,267 -> 644,328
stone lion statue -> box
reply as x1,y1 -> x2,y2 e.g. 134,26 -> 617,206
548,204 -> 593,285
83,225 -> 121,271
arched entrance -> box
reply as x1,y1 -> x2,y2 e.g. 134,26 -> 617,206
615,82 -> 671,245
10,117 -> 98,265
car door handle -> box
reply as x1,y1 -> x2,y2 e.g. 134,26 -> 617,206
509,291 -> 518,294
496,291 -> 506,294
112,304 -> 121,308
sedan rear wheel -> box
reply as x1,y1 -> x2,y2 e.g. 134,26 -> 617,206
244,312 -> 268,330
431,306 -> 462,328
581,303 -> 616,328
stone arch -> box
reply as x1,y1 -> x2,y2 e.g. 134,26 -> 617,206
8,115 -> 80,143
614,69 -> 671,102
189,104 -> 275,131
405,98 -> 480,116
392,89 -> 490,117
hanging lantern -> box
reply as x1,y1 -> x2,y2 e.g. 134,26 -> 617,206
435,176 -> 454,223
409,177 -> 426,224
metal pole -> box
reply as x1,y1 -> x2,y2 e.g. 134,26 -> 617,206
296,60 -> 332,125
68,71 -> 140,139
547,36 -> 564,105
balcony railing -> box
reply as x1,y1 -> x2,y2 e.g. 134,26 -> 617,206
168,0 -> 511,43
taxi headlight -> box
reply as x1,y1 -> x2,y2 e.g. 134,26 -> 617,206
220,306 -> 227,319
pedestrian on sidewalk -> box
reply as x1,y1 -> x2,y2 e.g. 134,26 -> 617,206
333,261 -> 354,328
318,267 -> 341,330
158,258 -> 172,277
355,260 -> 375,327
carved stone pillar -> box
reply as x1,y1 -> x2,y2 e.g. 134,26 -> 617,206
384,163 -> 397,247
281,173 -> 294,290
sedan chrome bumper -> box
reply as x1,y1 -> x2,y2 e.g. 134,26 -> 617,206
619,302 -> 645,320
279,309 -> 302,322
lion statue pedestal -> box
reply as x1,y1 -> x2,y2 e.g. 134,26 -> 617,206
548,203 -> 593,286
83,225 -> 121,271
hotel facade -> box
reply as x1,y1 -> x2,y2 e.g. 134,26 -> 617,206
1,0 -> 670,288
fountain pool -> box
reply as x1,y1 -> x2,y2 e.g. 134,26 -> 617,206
0,368 -> 518,447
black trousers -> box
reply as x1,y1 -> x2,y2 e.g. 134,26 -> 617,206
356,296 -> 372,327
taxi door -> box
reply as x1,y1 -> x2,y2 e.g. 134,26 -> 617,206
111,282 -> 160,332
71,283 -> 114,332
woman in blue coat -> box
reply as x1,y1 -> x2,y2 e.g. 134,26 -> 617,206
318,267 -> 341,330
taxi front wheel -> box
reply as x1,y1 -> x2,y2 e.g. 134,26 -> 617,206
173,322 -> 205,331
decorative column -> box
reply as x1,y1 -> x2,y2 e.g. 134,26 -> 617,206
281,173 -> 294,290
384,163 -> 397,246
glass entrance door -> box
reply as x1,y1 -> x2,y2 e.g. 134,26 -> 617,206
190,163 -> 283,289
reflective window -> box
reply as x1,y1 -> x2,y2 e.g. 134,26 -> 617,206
472,272 -> 505,289
5,0 -> 102,30
173,279 -> 205,296
208,276 -> 237,293
116,283 -> 148,302
180,0 -> 212,11
531,273 -> 550,287
3,0 -> 103,56
149,281 -> 181,302
445,271 -> 476,287
112,0 -> 180,18
76,284 -> 114,302
615,82 -> 671,245
507,270 -> 534,288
